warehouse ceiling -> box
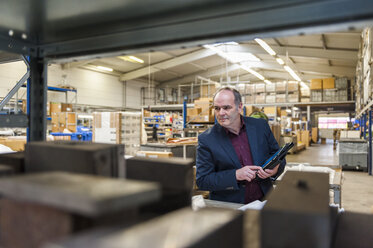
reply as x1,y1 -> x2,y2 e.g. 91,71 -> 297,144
64,31 -> 361,87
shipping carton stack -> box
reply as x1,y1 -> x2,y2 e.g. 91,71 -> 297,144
50,103 -> 77,133
310,77 -> 348,102
200,84 -> 216,98
312,127 -> 319,143
92,112 -> 141,155
310,79 -> 323,102
187,98 -> 214,123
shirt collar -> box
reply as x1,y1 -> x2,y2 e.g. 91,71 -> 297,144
223,115 -> 245,135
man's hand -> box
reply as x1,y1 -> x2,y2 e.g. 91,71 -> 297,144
256,163 -> 280,179
236,165 -> 262,182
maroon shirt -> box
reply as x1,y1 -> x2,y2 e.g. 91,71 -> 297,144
225,118 -> 264,204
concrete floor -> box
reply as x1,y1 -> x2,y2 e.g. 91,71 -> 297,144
286,140 -> 373,214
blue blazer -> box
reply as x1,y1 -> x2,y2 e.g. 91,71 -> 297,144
196,116 -> 286,204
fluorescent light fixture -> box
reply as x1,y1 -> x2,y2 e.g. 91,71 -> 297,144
96,66 -> 113,72
204,44 -> 231,61
240,65 -> 265,81
210,41 -> 239,46
264,80 -> 272,85
284,65 -> 301,81
255,38 -> 276,56
276,58 -> 285,65
225,52 -> 260,63
286,109 -> 292,113
300,81 -> 310,89
118,55 -> 144,64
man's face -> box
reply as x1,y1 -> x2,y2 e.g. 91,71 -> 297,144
213,90 -> 243,129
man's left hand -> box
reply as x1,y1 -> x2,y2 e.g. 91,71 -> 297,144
256,163 -> 280,179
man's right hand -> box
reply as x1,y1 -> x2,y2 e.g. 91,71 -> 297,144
236,165 -> 262,182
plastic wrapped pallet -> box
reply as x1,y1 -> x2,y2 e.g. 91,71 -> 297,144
338,142 -> 368,154
335,78 -> 348,89
255,83 -> 265,93
276,82 -> 286,92
266,83 -> 276,92
311,90 -> 322,102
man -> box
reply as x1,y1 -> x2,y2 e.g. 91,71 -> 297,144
196,87 -> 286,204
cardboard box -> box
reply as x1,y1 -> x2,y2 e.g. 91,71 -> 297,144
287,81 -> 299,92
187,108 -> 202,116
263,107 -> 280,116
276,94 -> 286,103
323,78 -> 335,89
270,123 -> 281,144
301,130 -> 310,147
22,100 -> 27,114
143,110 -> 151,117
312,127 -> 318,143
310,79 -> 323,90
255,84 -> 265,93
255,95 -> 265,104
50,102 -> 61,113
266,95 -> 276,103
61,103 -> 73,112
136,151 -> 173,158
201,85 -> 216,98
276,82 -> 286,92
288,93 -> 299,103
0,138 -> 26,151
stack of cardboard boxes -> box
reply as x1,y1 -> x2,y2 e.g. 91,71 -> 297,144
51,103 -> 76,133
187,98 -> 214,123
310,78 -> 348,102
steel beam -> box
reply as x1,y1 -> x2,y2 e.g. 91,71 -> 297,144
40,0 -> 373,60
0,55 -> 30,111
28,55 -> 47,142
0,114 -> 28,128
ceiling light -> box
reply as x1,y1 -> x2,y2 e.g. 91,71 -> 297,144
225,52 -> 260,63
96,66 -> 113,72
276,58 -> 285,65
264,80 -> 272,85
240,65 -> 265,81
210,41 -> 239,46
284,65 -> 301,81
300,81 -> 310,89
255,38 -> 276,56
118,55 -> 144,64
204,44 -> 235,63
286,109 -> 292,113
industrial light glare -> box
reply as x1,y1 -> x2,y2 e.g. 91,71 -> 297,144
300,81 -> 309,89
284,66 -> 301,81
276,58 -> 285,65
118,55 -> 144,64
128,56 -> 144,63
240,65 -> 265,81
209,41 -> 239,46
97,66 -> 113,72
225,52 -> 261,63
264,80 -> 272,85
255,38 -> 276,56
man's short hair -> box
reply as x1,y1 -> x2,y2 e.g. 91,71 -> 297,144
213,87 -> 242,107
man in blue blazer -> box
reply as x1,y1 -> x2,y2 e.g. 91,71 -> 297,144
196,87 -> 286,204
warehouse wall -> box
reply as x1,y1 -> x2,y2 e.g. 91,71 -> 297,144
0,61 -> 145,110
